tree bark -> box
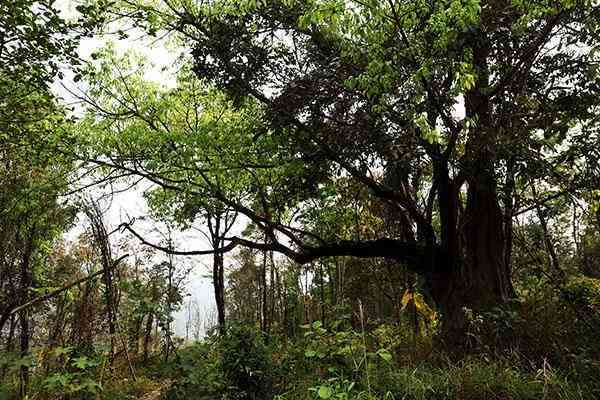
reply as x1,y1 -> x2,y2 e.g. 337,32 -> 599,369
207,212 -> 232,333
213,251 -> 226,331
463,175 -> 512,306
209,215 -> 226,332
503,158 -> 517,292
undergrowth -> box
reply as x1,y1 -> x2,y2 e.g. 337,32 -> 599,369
163,277 -> 600,400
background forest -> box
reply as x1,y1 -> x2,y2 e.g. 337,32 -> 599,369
1,0 -> 600,399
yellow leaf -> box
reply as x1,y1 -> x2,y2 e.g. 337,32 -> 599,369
400,289 -> 413,310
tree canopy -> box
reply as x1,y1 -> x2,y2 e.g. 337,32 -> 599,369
70,0 -> 600,333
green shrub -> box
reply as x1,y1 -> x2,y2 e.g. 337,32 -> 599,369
561,276 -> 600,318
219,323 -> 275,400
166,340 -> 225,400
167,323 -> 275,400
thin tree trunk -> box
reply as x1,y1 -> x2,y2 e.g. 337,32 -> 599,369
208,213 -> 227,332
532,183 -> 563,278
19,309 -> 29,398
276,268 -> 283,332
143,313 -> 153,362
186,299 -> 192,343
319,261 -> 326,326
261,239 -> 268,332
86,202 -> 117,360
213,251 -> 225,331
18,231 -> 35,399
165,249 -> 174,362
269,250 -> 276,330
327,261 -> 334,309
1,314 -> 16,379
5,313 -> 16,352
503,158 -> 517,288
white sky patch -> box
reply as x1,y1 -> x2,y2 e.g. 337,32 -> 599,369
52,1 -> 217,337
452,95 -> 465,120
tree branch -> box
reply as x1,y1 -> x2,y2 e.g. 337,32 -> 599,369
8,254 -> 129,317
119,222 -> 237,255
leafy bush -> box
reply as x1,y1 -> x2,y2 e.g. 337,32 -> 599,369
4,346 -> 106,400
167,323 -> 275,400
166,340 -> 225,400
301,320 -> 395,378
561,276 -> 600,320
219,323 -> 275,400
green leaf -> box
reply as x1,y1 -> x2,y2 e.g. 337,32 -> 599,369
71,356 -> 98,370
376,348 -> 393,362
53,346 -> 72,357
318,385 -> 333,399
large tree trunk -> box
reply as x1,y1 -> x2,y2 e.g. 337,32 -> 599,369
426,30 -> 515,337
427,175 -> 514,339
462,175 -> 513,306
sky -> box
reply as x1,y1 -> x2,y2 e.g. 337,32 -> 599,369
53,0 -> 221,338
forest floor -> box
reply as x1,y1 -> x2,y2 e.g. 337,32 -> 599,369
139,379 -> 172,400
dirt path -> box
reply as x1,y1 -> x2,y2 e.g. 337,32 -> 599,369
139,379 -> 172,400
